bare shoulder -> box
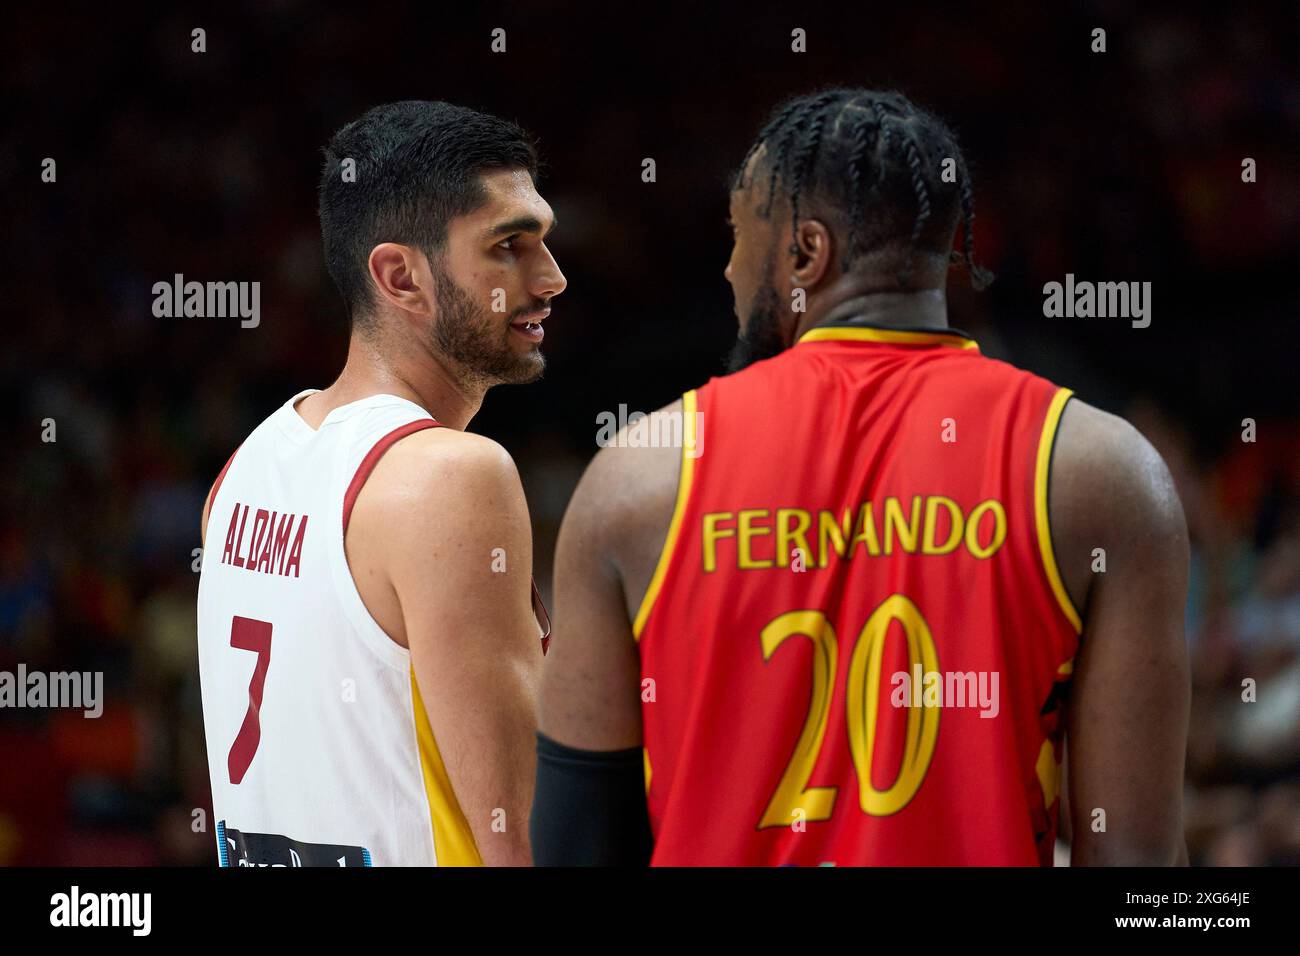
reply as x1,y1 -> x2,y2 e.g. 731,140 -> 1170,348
561,398 -> 686,615
364,427 -> 526,524
577,399 -> 684,510
1054,398 -> 1185,530
347,426 -> 531,589
1050,397 -> 1189,613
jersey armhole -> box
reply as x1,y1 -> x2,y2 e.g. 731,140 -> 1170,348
631,389 -> 700,640
203,445 -> 242,545
342,420 -> 442,532
1034,387 -> 1083,635
329,419 -> 443,671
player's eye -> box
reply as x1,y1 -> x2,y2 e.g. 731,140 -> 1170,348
497,234 -> 520,251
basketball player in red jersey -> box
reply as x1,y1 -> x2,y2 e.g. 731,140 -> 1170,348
198,102 -> 563,866
532,89 -> 1189,866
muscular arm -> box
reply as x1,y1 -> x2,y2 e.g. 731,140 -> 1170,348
354,430 -> 542,866
1050,399 -> 1191,865
537,454 -> 642,751
531,402 -> 681,864
539,401 -> 683,749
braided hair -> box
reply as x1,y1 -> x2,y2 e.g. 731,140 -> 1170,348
732,88 -> 993,291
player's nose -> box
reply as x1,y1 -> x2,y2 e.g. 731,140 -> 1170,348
533,244 -> 567,300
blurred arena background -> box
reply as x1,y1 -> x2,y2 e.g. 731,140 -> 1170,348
2,2 -> 1298,864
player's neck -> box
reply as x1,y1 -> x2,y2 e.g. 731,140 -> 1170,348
796,287 -> 949,341
317,334 -> 483,431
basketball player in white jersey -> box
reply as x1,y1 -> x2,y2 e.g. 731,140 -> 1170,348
197,101 -> 564,866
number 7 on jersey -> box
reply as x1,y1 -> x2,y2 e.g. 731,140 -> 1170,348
227,616 -> 273,785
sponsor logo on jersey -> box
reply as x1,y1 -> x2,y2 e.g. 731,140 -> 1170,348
218,821 -> 372,867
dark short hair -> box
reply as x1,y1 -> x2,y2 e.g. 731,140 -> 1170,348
734,88 -> 992,290
318,100 -> 539,325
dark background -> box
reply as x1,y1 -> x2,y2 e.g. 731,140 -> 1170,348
2,1 -> 1298,864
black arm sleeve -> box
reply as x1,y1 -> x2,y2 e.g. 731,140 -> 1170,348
529,732 -> 653,866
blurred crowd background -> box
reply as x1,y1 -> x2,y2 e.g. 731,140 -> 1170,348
2,2 -> 1297,864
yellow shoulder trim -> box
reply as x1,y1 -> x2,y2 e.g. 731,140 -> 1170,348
411,669 -> 482,866
1034,388 -> 1083,634
632,390 -> 699,640
1035,738 -> 1061,808
797,326 -> 979,350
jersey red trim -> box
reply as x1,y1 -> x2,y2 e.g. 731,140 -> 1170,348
532,579 -> 552,654
207,445 -> 242,519
342,418 -> 550,654
342,419 -> 443,533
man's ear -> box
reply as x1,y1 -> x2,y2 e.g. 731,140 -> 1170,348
368,242 -> 434,317
790,218 -> 834,290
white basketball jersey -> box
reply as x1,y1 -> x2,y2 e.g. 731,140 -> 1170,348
197,390 -> 484,867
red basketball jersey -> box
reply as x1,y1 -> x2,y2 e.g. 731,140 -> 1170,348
636,324 -> 1081,866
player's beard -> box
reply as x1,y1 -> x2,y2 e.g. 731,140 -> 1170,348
725,258 -> 785,373
429,259 -> 546,389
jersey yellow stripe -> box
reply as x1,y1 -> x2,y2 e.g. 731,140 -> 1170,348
797,326 -> 979,350
1034,388 -> 1083,634
410,669 -> 482,866
632,390 -> 699,640
1035,738 -> 1061,808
